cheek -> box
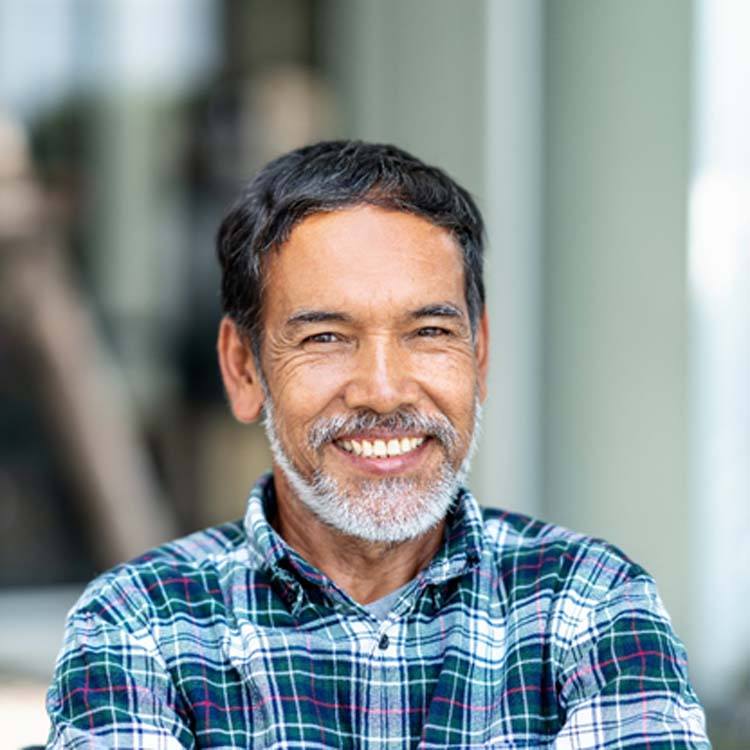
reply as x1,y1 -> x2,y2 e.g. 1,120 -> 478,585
271,365 -> 347,444
414,351 -> 478,406
269,350 -> 345,406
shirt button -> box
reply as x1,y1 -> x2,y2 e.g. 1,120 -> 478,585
378,634 -> 390,650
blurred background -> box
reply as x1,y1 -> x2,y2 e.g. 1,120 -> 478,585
0,0 -> 747,746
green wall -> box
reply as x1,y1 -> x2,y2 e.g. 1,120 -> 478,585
543,0 -> 693,643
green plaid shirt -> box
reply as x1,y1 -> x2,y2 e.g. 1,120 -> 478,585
47,473 -> 709,748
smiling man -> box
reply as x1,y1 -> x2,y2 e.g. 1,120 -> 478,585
47,141 -> 709,749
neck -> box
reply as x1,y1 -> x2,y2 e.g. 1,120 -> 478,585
270,467 -> 445,604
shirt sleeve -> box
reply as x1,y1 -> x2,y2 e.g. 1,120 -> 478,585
46,608 -> 194,749
552,576 -> 710,749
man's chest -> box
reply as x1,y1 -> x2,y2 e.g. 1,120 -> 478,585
166,602 -> 563,749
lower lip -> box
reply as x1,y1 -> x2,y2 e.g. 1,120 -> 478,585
331,439 -> 432,475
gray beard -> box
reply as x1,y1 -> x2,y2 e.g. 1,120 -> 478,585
261,396 -> 482,544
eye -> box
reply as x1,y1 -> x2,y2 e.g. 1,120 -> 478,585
416,326 -> 451,337
302,332 -> 342,345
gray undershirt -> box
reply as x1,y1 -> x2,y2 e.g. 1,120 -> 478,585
361,581 -> 412,621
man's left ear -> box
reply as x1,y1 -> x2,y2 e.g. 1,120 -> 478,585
475,309 -> 489,403
217,316 -> 265,424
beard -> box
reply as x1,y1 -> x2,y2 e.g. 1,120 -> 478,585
261,394 -> 482,544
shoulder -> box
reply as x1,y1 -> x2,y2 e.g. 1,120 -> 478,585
479,506 -> 650,606
475,506 -> 686,674
68,520 -> 250,630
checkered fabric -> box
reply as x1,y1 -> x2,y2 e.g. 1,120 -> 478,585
47,473 -> 710,748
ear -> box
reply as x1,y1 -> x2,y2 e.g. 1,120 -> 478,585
475,308 -> 489,403
217,316 -> 265,423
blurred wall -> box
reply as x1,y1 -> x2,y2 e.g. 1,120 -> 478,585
321,0 -> 486,194
543,0 -> 693,649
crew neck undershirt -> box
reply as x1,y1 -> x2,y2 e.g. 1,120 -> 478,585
361,580 -> 412,621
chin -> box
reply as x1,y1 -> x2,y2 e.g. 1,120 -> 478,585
288,469 -> 460,544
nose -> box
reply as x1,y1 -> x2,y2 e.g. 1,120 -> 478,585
343,336 -> 419,414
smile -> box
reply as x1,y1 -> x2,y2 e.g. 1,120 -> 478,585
335,436 -> 426,458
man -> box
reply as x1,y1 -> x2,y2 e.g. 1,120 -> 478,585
47,141 -> 710,748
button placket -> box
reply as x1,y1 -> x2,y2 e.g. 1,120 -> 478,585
371,626 -> 389,747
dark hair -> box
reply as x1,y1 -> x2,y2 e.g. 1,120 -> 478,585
216,140 -> 485,360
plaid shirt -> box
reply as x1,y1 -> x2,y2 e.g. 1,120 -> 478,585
47,474 -> 709,749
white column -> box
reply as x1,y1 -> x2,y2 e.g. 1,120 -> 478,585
688,0 -> 750,705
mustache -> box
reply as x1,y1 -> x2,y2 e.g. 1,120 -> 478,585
307,408 -> 459,452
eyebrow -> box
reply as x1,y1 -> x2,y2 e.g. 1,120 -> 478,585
284,310 -> 354,328
409,302 -> 465,321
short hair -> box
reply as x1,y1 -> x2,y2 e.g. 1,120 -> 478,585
216,140 -> 485,360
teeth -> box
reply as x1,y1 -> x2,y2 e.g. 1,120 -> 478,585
337,436 -> 426,458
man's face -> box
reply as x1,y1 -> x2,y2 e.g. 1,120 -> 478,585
258,205 -> 488,542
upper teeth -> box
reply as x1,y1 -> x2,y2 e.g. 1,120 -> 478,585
338,436 -> 425,458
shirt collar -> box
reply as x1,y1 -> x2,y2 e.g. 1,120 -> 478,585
243,472 -> 484,590
420,485 -> 484,585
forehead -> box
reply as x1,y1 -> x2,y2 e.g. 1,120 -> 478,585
263,205 -> 466,318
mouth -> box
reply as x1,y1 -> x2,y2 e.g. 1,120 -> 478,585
334,435 -> 427,459
328,433 -> 434,476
